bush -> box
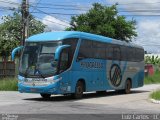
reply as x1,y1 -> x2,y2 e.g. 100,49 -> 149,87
150,90 -> 160,100
0,78 -> 18,91
144,71 -> 160,84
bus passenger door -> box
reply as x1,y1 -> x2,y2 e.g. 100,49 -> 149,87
58,48 -> 71,93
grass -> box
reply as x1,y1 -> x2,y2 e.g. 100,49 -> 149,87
150,90 -> 160,100
144,71 -> 160,84
0,78 -> 18,91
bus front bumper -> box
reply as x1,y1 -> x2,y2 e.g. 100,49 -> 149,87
18,83 -> 59,94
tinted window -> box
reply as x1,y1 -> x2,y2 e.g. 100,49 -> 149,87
63,38 -> 78,66
135,48 -> 144,61
59,49 -> 69,73
92,41 -> 106,59
93,41 -> 106,48
78,40 -> 93,59
78,40 -> 106,60
120,47 -> 144,62
77,39 -> 144,62
113,47 -> 121,60
92,48 -> 106,59
107,45 -> 113,59
120,46 -> 127,61
62,38 -> 78,53
127,47 -> 135,61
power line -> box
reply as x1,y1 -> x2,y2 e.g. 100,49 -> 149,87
32,10 -> 160,16
0,0 -> 20,5
121,14 -> 160,16
1,1 -> 160,16
34,8 -> 71,24
1,0 -> 160,8
140,45 -> 160,46
30,5 -> 88,11
30,0 -> 42,12
33,15 -> 70,27
29,2 -> 91,8
31,6 -> 160,13
32,11 -> 79,16
0,7 -> 17,10
29,1 -> 160,7
115,2 -> 160,5
119,10 -> 160,13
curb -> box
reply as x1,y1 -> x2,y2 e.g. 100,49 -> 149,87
150,99 -> 160,104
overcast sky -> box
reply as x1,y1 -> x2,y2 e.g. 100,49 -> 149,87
0,0 -> 160,53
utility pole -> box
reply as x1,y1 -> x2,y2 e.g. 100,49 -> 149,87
21,0 -> 29,46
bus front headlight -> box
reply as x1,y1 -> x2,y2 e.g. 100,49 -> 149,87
18,75 -> 25,84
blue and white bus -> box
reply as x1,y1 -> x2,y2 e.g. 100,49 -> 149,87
12,31 -> 144,99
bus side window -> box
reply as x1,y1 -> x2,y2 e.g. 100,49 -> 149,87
59,49 -> 69,73
120,46 -> 126,61
92,41 -> 106,59
77,39 -> 93,60
113,47 -> 121,60
63,38 -> 78,66
127,47 -> 135,61
135,48 -> 144,62
107,46 -> 113,60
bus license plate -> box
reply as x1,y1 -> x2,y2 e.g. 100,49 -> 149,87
30,88 -> 37,92
33,78 -> 47,82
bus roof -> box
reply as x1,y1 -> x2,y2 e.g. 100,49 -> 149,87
26,31 -> 143,49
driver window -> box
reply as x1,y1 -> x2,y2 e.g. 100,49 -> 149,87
59,50 -> 69,73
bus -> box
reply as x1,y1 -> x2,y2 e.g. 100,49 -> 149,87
12,31 -> 144,99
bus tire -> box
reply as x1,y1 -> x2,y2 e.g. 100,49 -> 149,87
73,81 -> 84,99
124,79 -> 132,94
40,93 -> 51,99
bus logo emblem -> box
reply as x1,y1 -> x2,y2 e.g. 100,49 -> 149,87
109,64 -> 122,87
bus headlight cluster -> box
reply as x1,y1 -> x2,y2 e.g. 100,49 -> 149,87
53,76 -> 62,82
18,75 -> 25,84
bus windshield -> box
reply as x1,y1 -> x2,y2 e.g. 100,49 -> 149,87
19,41 -> 62,78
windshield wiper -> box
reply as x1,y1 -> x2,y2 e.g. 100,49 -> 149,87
35,64 -> 46,78
36,69 -> 46,78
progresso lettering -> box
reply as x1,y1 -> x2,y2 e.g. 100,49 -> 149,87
80,62 -> 103,69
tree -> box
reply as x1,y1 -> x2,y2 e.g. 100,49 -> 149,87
145,55 -> 160,65
66,3 -> 137,42
0,12 -> 46,59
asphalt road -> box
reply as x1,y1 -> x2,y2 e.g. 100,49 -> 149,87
0,84 -> 160,120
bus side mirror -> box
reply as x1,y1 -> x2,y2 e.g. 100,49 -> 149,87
11,46 -> 24,61
54,45 -> 70,61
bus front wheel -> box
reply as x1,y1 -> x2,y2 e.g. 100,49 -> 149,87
40,93 -> 51,99
73,81 -> 84,99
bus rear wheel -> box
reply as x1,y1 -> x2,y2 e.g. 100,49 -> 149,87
73,81 -> 84,99
124,79 -> 131,94
40,93 -> 51,99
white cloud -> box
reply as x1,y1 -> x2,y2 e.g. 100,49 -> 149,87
134,20 -> 160,53
42,15 -> 70,31
107,0 -> 160,15
0,0 -> 19,8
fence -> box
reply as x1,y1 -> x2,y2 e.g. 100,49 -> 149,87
0,61 -> 15,78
